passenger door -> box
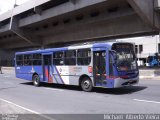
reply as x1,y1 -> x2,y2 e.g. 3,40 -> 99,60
43,54 -> 52,83
93,50 -> 107,86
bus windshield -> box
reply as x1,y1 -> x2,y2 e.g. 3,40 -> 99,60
112,43 -> 137,71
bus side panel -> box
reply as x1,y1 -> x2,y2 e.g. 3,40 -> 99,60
16,66 -> 33,81
33,66 -> 43,82
53,66 -> 68,85
54,66 -> 93,86
15,66 -> 43,81
69,66 -> 93,86
16,73 -> 32,81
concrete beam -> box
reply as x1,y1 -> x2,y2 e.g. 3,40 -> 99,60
0,23 -> 2,28
0,0 -> 50,21
10,16 -> 42,46
34,6 -> 42,15
0,24 -> 10,33
34,6 -> 135,36
0,40 -> 36,49
43,14 -> 154,45
0,36 -> 20,44
70,0 -> 76,4
19,0 -> 106,27
12,0 -> 50,16
154,0 -> 160,11
127,0 -> 160,29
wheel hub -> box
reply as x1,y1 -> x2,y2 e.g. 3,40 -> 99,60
34,77 -> 39,85
84,81 -> 90,89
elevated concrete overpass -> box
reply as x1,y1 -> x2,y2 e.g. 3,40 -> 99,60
0,0 -> 160,65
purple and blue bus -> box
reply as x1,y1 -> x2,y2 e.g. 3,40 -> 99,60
15,42 -> 139,92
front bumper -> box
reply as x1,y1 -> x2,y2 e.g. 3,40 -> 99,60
114,76 -> 139,88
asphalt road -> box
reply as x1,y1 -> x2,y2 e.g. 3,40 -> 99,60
0,69 -> 160,120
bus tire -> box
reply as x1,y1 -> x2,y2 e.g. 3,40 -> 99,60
81,77 -> 93,92
33,74 -> 40,87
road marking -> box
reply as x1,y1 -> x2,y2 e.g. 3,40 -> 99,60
0,98 -> 56,120
44,88 -> 64,92
134,99 -> 160,104
3,81 -> 14,85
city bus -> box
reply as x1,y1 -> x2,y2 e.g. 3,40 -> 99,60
15,42 -> 139,92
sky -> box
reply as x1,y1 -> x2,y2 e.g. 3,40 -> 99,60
0,0 -> 29,14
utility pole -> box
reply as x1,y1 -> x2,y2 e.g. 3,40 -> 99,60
14,0 -> 18,8
156,35 -> 158,53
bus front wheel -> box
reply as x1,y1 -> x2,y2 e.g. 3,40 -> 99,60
33,74 -> 40,87
81,77 -> 93,92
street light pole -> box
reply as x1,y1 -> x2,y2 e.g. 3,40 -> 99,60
14,0 -> 17,8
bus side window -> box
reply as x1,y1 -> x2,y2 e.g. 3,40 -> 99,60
24,54 -> 32,66
33,54 -> 42,65
77,49 -> 91,65
53,52 -> 64,65
64,50 -> 76,65
16,55 -> 24,66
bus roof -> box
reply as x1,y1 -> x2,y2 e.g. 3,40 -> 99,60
15,42 -> 132,55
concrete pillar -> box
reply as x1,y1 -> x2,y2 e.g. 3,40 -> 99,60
127,0 -> 160,29
0,50 -> 15,66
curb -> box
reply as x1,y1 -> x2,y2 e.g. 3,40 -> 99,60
140,76 -> 160,80
139,76 -> 154,79
2,67 -> 15,70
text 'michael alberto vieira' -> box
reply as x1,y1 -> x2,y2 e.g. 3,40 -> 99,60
104,114 -> 160,120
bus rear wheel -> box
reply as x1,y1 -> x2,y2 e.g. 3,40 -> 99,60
33,74 -> 40,87
81,77 -> 93,92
